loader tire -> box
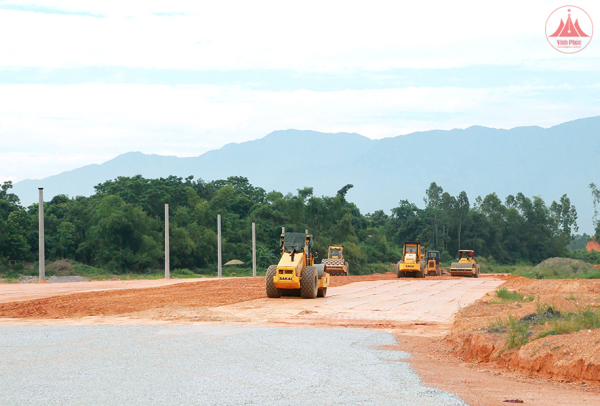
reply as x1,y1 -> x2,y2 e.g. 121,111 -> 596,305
345,261 -> 349,276
301,266 -> 318,299
266,265 -> 281,298
416,264 -> 425,278
473,266 -> 480,278
317,287 -> 327,297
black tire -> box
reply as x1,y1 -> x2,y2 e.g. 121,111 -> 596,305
416,264 -> 425,278
300,266 -> 318,299
265,265 -> 281,298
317,287 -> 327,297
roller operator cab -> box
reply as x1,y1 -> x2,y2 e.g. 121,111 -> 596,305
425,251 -> 442,276
397,241 -> 426,278
450,250 -> 480,278
265,232 -> 330,299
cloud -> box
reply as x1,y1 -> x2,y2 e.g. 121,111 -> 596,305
1,0 -> 599,182
1,1 -> 598,71
1,82 -> 598,182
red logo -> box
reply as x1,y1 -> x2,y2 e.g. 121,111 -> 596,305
546,6 -> 593,53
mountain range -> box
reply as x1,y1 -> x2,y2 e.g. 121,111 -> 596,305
12,116 -> 600,234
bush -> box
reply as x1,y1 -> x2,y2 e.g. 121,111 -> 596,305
494,287 -> 533,303
566,249 -> 600,264
506,315 -> 530,349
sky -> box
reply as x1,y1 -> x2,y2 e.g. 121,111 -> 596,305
0,0 -> 599,182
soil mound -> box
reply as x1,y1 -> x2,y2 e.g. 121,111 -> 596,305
534,257 -> 596,274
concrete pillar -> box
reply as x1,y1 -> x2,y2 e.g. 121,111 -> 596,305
282,226 -> 285,234
217,214 -> 222,277
165,204 -> 170,279
38,188 -> 45,281
305,229 -> 308,235
252,222 -> 256,278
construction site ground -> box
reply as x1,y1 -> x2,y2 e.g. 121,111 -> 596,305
1,273 -> 599,405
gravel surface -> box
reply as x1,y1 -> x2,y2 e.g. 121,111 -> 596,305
0,326 -> 466,405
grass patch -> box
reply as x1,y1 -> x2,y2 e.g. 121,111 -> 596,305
491,303 -> 600,350
514,267 -> 600,280
494,287 -> 534,303
476,258 -> 531,274
537,308 -> 600,339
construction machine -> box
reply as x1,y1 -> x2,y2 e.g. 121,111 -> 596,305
321,245 -> 349,276
450,250 -> 480,278
397,241 -> 426,278
425,251 -> 442,276
265,232 -> 330,299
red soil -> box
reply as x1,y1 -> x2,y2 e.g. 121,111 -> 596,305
587,239 -> 600,252
446,276 -> 600,385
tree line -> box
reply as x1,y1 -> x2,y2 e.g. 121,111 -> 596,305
0,176 -> 589,274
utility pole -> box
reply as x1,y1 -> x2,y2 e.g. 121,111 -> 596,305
165,204 -> 170,279
38,188 -> 45,281
217,214 -> 222,277
252,222 -> 256,278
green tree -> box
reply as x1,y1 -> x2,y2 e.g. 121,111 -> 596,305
57,221 -> 77,258
6,211 -> 31,260
455,191 -> 470,255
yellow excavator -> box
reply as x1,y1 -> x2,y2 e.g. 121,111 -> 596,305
450,250 -> 480,278
397,241 -> 426,278
266,232 -> 330,298
321,245 -> 349,276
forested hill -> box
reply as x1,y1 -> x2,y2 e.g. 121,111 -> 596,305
0,176 -> 592,274
11,115 -> 600,233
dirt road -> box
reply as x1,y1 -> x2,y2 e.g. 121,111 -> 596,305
207,278 -> 503,333
0,276 -> 503,330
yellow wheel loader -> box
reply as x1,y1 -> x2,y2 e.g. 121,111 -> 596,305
425,250 -> 442,276
397,241 -> 426,278
265,232 -> 330,299
321,245 -> 349,276
450,250 -> 480,278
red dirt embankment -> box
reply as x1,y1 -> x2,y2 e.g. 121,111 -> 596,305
446,276 -> 600,384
